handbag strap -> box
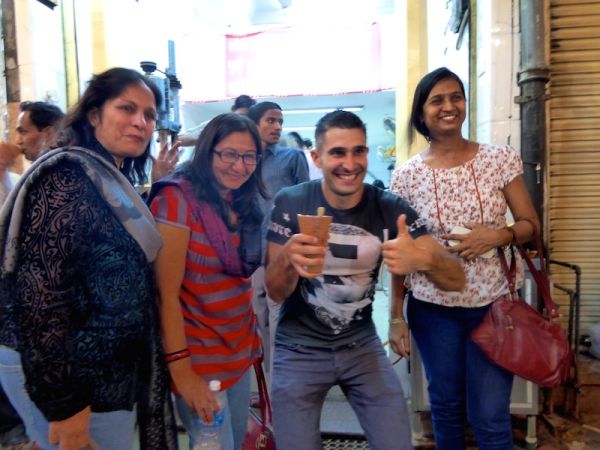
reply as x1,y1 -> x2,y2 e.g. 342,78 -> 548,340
518,217 -> 559,317
497,246 -> 517,297
253,360 -> 273,429
519,217 -> 549,276
497,219 -> 560,318
517,245 -> 559,318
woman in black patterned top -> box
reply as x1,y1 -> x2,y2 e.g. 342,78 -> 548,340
0,68 -> 177,450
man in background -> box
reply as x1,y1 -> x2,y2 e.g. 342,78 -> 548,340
16,101 -> 64,161
0,101 -> 63,450
178,94 -> 256,147
229,94 -> 255,115
247,101 -> 309,384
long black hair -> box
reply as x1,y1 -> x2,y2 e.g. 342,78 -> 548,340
408,67 -> 466,143
177,113 -> 266,229
57,67 -> 162,185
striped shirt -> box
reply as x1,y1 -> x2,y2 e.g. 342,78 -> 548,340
150,185 -> 261,389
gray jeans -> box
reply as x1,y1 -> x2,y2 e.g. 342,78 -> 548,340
271,334 -> 412,450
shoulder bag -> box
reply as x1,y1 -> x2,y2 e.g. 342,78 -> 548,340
470,235 -> 573,388
242,361 -> 276,450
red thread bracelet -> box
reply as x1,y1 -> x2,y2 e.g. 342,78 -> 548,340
165,348 -> 188,357
165,348 -> 191,363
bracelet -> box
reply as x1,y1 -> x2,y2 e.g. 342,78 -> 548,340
165,348 -> 191,363
165,348 -> 189,357
389,317 -> 407,325
503,225 -> 516,248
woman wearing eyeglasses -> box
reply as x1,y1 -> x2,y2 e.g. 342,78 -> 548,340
149,113 -> 266,450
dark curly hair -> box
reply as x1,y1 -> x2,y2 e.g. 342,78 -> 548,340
57,67 -> 162,185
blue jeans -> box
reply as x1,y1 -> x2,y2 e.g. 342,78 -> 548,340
175,369 -> 251,450
0,345 -> 135,450
0,384 -> 29,445
407,297 -> 514,450
271,334 -> 412,450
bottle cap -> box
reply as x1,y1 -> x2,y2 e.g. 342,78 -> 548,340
208,380 -> 221,392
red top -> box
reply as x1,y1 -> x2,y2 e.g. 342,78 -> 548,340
151,186 -> 261,389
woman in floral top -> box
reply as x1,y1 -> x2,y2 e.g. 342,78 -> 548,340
390,67 -> 539,450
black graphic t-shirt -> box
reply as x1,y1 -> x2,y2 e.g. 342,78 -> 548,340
267,180 -> 427,347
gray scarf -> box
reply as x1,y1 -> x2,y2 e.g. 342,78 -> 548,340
0,146 -> 162,272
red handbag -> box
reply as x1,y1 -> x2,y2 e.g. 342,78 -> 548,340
242,361 -> 276,450
470,235 -> 573,388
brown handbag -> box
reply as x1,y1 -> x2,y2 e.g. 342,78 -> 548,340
242,361 -> 276,450
470,236 -> 573,388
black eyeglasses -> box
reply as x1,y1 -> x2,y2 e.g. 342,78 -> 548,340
213,149 -> 260,166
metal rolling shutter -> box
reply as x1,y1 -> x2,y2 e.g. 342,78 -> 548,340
549,0 -> 600,334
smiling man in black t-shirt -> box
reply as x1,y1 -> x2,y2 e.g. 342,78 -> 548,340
264,110 -> 465,450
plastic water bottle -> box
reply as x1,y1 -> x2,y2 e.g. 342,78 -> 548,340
193,380 -> 227,450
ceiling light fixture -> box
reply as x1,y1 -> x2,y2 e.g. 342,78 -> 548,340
284,106 -> 363,115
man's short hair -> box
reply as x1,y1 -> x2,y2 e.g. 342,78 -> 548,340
315,110 -> 367,147
247,101 -> 282,124
232,95 -> 256,111
19,101 -> 64,130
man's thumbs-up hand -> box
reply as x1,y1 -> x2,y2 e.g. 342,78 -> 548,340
382,214 -> 429,275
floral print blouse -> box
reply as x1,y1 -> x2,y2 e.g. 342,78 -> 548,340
390,144 -> 525,307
